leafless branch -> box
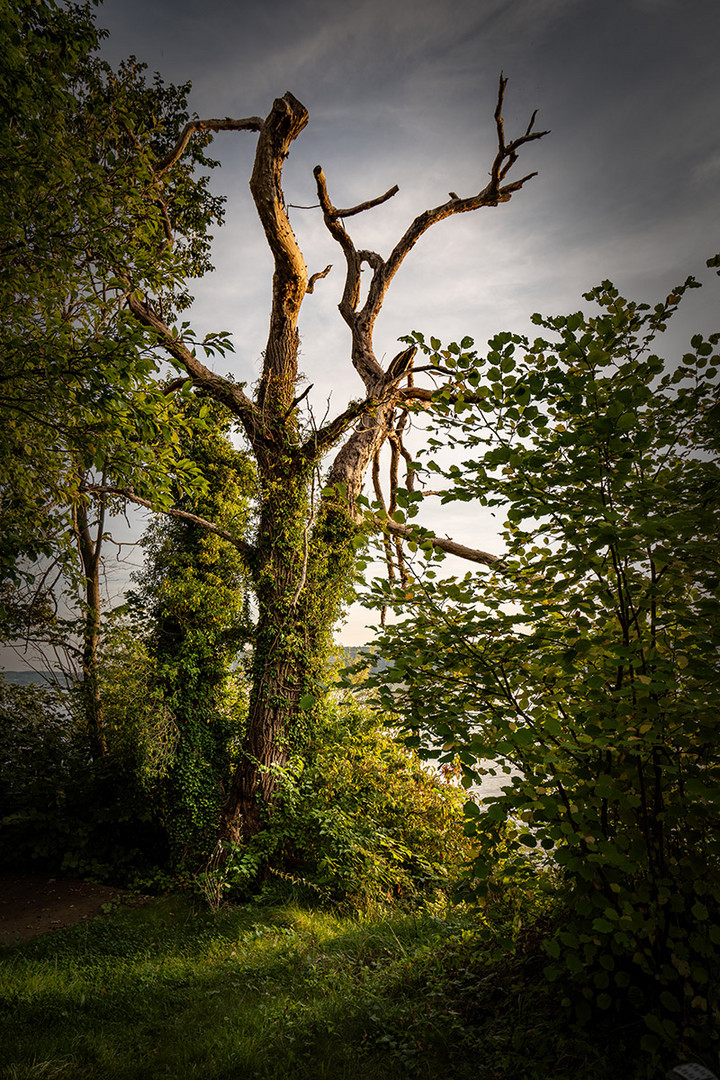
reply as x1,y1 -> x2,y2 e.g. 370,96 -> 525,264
397,385 -> 492,407
302,393 -> 378,459
372,450 -> 394,626
331,185 -> 399,219
387,440 -> 409,588
312,165 -> 371,360
157,116 -> 264,175
389,407 -> 416,493
313,74 -> 546,444
283,383 -> 314,420
374,516 -> 505,570
306,265 -> 332,293
82,485 -> 256,561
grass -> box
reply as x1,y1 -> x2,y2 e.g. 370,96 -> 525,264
0,892 -> 688,1079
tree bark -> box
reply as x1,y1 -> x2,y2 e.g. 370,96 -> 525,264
220,464 -> 321,843
72,493 -> 107,760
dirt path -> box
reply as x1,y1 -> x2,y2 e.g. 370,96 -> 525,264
0,873 -> 124,946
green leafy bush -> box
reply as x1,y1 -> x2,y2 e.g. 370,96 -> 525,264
129,393 -> 254,867
219,694 -> 471,910
0,670 -> 167,879
365,268 -> 720,1061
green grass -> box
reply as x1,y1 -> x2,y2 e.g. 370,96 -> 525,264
0,894 -> 670,1079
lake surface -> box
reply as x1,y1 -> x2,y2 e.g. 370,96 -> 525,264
1,670 -> 71,687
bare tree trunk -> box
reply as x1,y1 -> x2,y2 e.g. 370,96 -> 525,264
120,82 -> 546,848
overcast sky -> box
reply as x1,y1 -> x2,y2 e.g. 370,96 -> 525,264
5,0 -> 720,669
96,0 -> 720,338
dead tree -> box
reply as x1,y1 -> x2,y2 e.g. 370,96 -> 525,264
121,77 -> 547,843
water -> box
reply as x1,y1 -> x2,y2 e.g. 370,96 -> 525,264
1,670 -> 72,688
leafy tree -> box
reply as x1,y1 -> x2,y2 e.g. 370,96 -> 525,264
0,0 -> 219,571
364,269 -> 720,1057
0,659 -> 168,879
1,0 -> 229,754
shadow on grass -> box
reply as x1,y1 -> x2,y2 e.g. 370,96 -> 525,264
0,895 -> 651,1080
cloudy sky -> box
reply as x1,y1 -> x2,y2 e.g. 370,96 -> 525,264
96,0 -> 720,338
90,0 -> 720,643
6,0 -> 720,668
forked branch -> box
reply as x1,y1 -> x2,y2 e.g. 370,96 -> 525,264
363,75 -> 548,327
313,75 -> 547,396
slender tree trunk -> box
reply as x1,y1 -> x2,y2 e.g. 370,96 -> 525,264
82,562 -> 106,758
73,494 -> 107,759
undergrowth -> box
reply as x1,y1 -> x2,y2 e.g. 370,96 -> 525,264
0,891 -> 705,1079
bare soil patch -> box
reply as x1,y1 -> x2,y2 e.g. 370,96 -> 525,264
0,872 -> 124,946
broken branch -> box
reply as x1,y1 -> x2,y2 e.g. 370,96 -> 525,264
331,185 -> 399,219
306,265 -> 332,293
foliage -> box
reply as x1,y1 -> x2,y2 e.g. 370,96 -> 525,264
93,620 -> 173,788
213,694 -> 471,911
0,670 -> 166,880
2,1 -> 548,854
0,676 -> 79,868
130,393 -> 255,865
364,269 -> 720,1060
0,0 -> 222,587
1,893 -> 696,1079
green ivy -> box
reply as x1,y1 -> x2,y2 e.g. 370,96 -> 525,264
130,394 -> 254,866
216,693 -> 471,911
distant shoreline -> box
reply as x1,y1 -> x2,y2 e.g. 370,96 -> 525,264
1,670 -> 72,687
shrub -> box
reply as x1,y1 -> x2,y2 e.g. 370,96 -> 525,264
220,694 -> 471,910
365,269 -> 720,1062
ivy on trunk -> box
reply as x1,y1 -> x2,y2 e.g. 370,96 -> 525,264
104,83 -> 546,843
